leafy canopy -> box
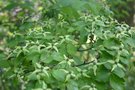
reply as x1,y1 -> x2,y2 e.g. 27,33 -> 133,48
0,0 -> 135,90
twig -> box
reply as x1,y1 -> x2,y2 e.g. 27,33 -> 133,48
72,60 -> 95,67
77,47 -> 92,52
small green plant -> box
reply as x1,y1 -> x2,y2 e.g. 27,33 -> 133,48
0,0 -> 135,90
1,14 -> 135,90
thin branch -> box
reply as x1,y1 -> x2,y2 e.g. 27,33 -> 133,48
72,60 -> 95,67
77,47 -> 92,52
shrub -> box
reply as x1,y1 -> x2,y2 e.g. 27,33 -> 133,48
0,0 -> 135,90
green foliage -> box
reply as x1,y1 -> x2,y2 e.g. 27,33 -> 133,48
126,66 -> 135,90
0,0 -> 135,90
106,0 -> 135,25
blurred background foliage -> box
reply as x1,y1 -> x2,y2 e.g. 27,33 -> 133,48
106,1 -> 135,89
107,0 -> 135,26
0,0 -> 112,51
0,0 -> 135,90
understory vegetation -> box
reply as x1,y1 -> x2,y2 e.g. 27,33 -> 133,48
0,0 -> 135,90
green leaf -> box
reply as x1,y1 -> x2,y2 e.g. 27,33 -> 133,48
52,52 -> 63,61
61,6 -> 79,19
110,74 -> 124,90
121,49 -> 129,57
40,51 -> 53,63
67,80 -> 78,90
57,0 -> 85,11
4,2 -> 17,10
125,38 -> 135,47
113,67 -> 125,78
52,69 -> 68,81
65,74 -> 71,82
27,72 -> 38,80
100,51 -> 113,62
0,60 -> 10,68
103,38 -> 121,49
35,81 -> 47,89
0,53 -> 6,61
96,20 -> 105,26
27,45 -> 40,63
79,30 -> 88,44
111,64 -> 117,72
96,66 -> 110,82
119,57 -> 129,65
67,43 -> 76,55
104,63 -> 112,70
93,65 -> 97,75
27,52 -> 40,63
